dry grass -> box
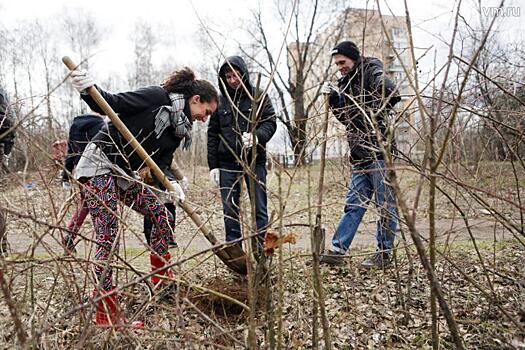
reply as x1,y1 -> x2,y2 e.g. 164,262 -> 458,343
0,160 -> 523,348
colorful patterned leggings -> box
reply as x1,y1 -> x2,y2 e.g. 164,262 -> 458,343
84,174 -> 173,291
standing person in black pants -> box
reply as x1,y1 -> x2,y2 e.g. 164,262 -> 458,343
207,56 -> 277,252
141,162 -> 188,249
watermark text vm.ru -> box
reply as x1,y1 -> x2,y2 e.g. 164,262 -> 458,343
482,6 -> 521,17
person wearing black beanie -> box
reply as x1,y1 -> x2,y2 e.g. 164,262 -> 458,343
320,40 -> 401,270
331,40 -> 361,61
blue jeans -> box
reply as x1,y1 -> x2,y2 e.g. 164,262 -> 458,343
332,160 -> 398,253
219,164 -> 269,242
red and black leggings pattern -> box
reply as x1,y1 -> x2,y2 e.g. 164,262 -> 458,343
84,174 -> 173,291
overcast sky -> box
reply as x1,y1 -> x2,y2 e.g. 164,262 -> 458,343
1,0 -> 522,153
1,0 -> 523,80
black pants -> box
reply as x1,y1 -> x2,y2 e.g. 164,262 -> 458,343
219,163 -> 269,243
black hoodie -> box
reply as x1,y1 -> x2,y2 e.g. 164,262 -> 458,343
207,56 -> 277,170
62,113 -> 106,181
328,57 -> 400,167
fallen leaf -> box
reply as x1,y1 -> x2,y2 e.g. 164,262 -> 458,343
263,230 -> 297,255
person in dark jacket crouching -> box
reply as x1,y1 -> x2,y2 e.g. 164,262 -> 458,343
69,67 -> 218,328
319,40 -> 401,270
207,56 -> 276,252
61,112 -> 105,254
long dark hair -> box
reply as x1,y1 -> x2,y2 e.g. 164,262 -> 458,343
161,67 -> 218,103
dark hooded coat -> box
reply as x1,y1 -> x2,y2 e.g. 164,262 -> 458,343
207,56 -> 277,170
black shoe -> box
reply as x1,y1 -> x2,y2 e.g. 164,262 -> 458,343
361,251 -> 391,270
319,249 -> 346,266
62,234 -> 77,255
0,240 -> 8,257
167,240 -> 178,249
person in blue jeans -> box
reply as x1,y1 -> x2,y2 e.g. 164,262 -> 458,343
207,56 -> 276,253
320,41 -> 401,269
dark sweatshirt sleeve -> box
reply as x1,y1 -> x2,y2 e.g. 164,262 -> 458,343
207,110 -> 220,170
153,152 -> 177,190
81,86 -> 168,116
159,160 -> 176,182
329,91 -> 359,128
255,95 -> 277,145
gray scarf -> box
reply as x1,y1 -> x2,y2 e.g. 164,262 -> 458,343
153,93 -> 192,150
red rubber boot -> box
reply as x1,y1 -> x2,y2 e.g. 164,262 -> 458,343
150,252 -> 175,285
93,289 -> 144,329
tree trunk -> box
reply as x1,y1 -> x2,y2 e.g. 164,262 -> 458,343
292,77 -> 307,166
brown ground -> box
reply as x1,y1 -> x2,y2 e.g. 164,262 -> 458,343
0,162 -> 515,257
0,161 -> 523,348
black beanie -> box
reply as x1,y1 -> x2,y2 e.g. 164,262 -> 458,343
331,41 -> 360,61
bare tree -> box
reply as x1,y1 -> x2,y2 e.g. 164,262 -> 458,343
128,20 -> 158,89
240,0 -> 350,165
62,8 -> 103,72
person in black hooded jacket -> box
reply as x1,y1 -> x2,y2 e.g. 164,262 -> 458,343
60,112 -> 105,254
63,113 -> 106,184
0,85 -> 16,171
319,41 -> 400,269
207,56 -> 277,249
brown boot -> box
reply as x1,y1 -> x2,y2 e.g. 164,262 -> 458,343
319,249 -> 346,266
150,252 -> 174,285
92,289 -> 144,329
360,251 -> 392,270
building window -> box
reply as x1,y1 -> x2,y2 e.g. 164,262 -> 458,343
391,27 -> 405,40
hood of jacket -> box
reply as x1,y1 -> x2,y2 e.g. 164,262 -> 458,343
218,55 -> 252,98
349,56 -> 383,79
72,114 -> 104,132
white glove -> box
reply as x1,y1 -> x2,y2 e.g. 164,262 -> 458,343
2,153 -> 10,167
168,180 -> 185,203
320,82 -> 333,95
70,70 -> 94,93
242,132 -> 257,148
209,168 -> 220,187
62,181 -> 71,191
180,176 -> 189,190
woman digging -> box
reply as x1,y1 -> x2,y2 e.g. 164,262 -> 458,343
69,67 -> 218,328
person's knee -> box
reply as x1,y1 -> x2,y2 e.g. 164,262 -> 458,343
222,200 -> 240,217
226,230 -> 242,242
343,201 -> 365,213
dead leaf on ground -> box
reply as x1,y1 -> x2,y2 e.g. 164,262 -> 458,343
264,230 -> 297,255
